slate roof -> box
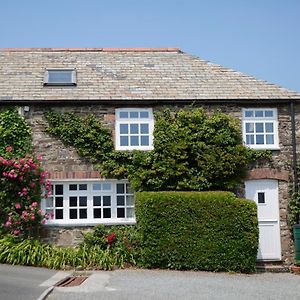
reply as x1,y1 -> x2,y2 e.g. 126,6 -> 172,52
0,48 -> 299,102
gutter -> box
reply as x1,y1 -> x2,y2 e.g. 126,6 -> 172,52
1,98 -> 300,106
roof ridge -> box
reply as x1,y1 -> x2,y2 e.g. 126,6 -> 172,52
0,47 -> 182,53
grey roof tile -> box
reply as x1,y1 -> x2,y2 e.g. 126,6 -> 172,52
0,48 -> 299,101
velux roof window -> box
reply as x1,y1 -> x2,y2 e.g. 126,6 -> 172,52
44,69 -> 76,86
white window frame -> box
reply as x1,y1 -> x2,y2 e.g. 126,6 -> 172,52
242,108 -> 279,150
41,180 -> 135,226
44,69 -> 76,86
115,108 -> 154,150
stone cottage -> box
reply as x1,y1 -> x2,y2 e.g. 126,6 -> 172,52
1,47 -> 300,264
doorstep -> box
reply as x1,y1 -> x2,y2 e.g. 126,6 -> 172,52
256,261 -> 289,273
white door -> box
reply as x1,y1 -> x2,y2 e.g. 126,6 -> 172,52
245,180 -> 281,261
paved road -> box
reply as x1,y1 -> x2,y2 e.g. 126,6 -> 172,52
47,269 -> 300,300
0,264 -> 57,300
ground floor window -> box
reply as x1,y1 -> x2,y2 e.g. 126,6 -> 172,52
41,180 -> 135,225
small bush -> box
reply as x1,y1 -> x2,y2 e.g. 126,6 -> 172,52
136,191 -> 258,273
82,225 -> 141,265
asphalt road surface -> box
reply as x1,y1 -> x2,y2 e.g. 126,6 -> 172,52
47,269 -> 300,300
0,264 -> 56,300
2,264 -> 300,300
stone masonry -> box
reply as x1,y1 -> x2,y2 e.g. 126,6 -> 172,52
19,102 -> 294,264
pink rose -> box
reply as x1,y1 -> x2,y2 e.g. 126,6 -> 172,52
15,203 -> 21,209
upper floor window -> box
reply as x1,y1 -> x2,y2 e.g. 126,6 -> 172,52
44,69 -> 76,86
242,108 -> 279,149
115,108 -> 154,150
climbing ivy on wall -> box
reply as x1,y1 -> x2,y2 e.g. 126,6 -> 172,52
45,108 -> 269,192
0,108 -> 32,159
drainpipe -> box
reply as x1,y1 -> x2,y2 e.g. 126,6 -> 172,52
291,100 -> 298,195
290,100 -> 300,225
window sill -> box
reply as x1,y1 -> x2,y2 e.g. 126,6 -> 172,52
115,147 -> 154,151
44,219 -> 136,227
246,146 -> 280,151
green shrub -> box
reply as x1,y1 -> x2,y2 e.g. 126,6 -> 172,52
136,191 -> 258,273
82,225 -> 141,265
0,108 -> 32,159
0,108 -> 50,237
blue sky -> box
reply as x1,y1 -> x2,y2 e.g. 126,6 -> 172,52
1,0 -> 299,92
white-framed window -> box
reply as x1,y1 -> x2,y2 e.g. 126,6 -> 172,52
115,108 -> 154,150
242,108 -> 279,149
44,69 -> 76,86
41,180 -> 135,225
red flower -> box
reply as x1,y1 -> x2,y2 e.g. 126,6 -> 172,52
107,233 -> 116,246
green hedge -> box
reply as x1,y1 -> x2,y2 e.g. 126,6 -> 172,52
136,191 -> 258,273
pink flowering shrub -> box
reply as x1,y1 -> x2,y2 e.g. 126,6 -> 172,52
0,151 -> 51,238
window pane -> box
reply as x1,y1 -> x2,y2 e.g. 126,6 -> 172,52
130,124 -> 139,134
46,198 -> 53,207
256,135 -> 264,144
244,110 -> 253,118
79,196 -> 87,206
129,111 -> 139,118
69,197 -> 77,207
93,196 -> 101,206
119,111 -> 128,118
265,110 -> 274,117
117,208 -> 125,218
126,184 -> 134,194
126,208 -> 134,218
140,111 -> 149,118
103,208 -> 111,218
255,123 -> 264,133
258,192 -> 265,204
265,123 -> 274,133
255,110 -> 264,117
245,123 -> 254,133
130,136 -> 139,146
46,209 -> 54,218
126,195 -> 134,206
94,208 -> 101,218
103,196 -> 111,206
55,197 -> 63,207
70,209 -> 77,219
55,185 -> 63,195
120,136 -> 129,146
141,136 -> 149,146
117,183 -> 125,194
120,124 -> 128,134
102,183 -> 111,190
55,209 -> 63,219
140,123 -> 149,134
246,135 -> 254,145
93,183 -> 101,191
79,209 -> 87,219
79,184 -> 87,190
266,135 -> 274,145
117,195 -> 125,206
69,184 -> 77,191
48,70 -> 72,83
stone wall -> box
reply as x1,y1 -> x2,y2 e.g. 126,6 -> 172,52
20,103 -> 295,264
